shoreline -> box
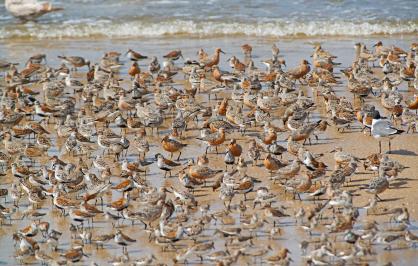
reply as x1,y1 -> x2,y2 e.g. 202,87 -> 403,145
1,32 -> 417,43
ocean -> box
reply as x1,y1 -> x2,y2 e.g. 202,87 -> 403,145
0,0 -> 417,39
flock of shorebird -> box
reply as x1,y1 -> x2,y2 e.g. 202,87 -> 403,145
0,39 -> 417,266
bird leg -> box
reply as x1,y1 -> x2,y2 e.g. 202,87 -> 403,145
388,140 -> 392,154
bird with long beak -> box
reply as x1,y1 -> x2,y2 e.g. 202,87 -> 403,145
205,48 -> 225,68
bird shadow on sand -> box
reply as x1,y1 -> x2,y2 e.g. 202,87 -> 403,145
386,149 -> 417,156
390,181 -> 409,188
379,197 -> 403,202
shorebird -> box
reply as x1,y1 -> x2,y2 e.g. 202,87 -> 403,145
224,149 -> 235,170
264,206 -> 289,227
287,59 -> 311,83
405,230 -> 418,248
264,154 -> 287,175
92,233 -> 114,249
371,112 -> 404,153
204,48 -> 225,68
60,246 -> 87,263
234,176 -> 254,200
163,50 -> 183,61
274,159 -> 301,180
125,49 -> 147,61
5,0 -> 63,21
69,208 -> 95,228
52,190 -> 80,215
197,127 -> 226,154
390,207 -> 410,224
109,192 -> 130,214
114,229 -> 136,252
186,159 -> 222,184
405,94 -> 418,114
362,175 -> 389,201
148,56 -> 161,74
161,135 -> 187,160
128,62 -> 141,78
155,153 -> 181,178
265,248 -> 291,265
57,56 -> 90,71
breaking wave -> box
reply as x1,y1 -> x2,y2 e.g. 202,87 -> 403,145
1,19 -> 417,39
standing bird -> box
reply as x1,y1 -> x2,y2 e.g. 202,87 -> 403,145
163,50 -> 183,61
224,150 -> 235,170
362,175 -> 389,201
155,153 -> 181,178
371,112 -> 404,153
287,59 -> 311,83
228,139 -> 242,157
161,135 -> 187,160
241,44 -> 253,57
197,127 -> 226,154
128,62 -> 141,78
57,56 -> 90,71
114,230 -> 136,252
204,48 -> 225,68
148,56 -> 161,74
126,49 -> 147,61
5,0 -> 63,21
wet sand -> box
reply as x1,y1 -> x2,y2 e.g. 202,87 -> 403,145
0,35 -> 418,265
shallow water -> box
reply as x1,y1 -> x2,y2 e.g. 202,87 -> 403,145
0,0 -> 417,39
0,34 -> 418,265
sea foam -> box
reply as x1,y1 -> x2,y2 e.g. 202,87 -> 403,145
0,19 -> 416,39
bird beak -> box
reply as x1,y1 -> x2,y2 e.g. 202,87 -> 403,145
330,149 -> 336,153
220,50 -> 225,54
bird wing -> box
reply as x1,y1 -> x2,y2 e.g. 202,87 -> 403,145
372,120 -> 397,136
164,158 -> 181,167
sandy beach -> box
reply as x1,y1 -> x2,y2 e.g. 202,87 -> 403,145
0,34 -> 417,265
1,0 -> 418,264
